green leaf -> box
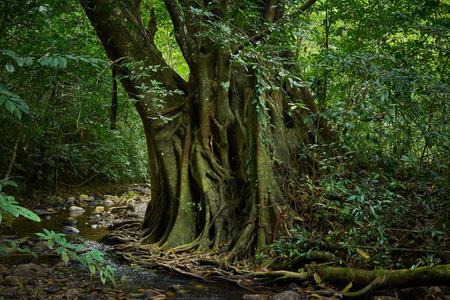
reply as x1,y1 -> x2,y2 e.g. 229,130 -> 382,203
18,207 -> 41,222
40,56 -> 52,66
5,61 -> 15,73
1,200 -> 20,217
89,264 -> 96,275
35,232 -> 46,239
23,57 -> 34,65
61,250 -> 69,264
50,58 -> 59,67
5,100 -> 15,114
57,57 -> 67,67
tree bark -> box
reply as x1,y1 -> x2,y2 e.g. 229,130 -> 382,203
81,0 -> 334,260
317,264 -> 450,288
4,133 -> 21,180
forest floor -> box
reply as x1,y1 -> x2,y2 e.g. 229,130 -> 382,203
1,183 -> 449,299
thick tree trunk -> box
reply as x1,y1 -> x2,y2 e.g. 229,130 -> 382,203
81,0 -> 334,261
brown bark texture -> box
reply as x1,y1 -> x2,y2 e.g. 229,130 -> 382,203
80,0 -> 334,261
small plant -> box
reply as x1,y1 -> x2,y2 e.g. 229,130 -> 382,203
36,229 -> 116,285
0,180 -> 116,285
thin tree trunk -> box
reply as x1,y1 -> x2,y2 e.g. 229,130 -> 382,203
4,133 -> 21,180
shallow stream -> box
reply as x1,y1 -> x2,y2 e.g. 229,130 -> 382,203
1,202 -> 248,299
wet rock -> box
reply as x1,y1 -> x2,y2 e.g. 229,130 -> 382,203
102,199 -> 115,206
427,286 -> 443,294
62,226 -> 80,234
34,208 -> 56,215
102,195 -> 118,206
34,209 -> 48,215
242,294 -> 269,300
63,217 -> 78,226
79,194 -> 91,202
69,206 -> 85,214
89,214 -> 101,221
92,206 -> 105,214
269,290 -> 302,300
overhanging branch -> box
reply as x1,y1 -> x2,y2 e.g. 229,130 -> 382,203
300,0 -> 319,12
163,0 -> 196,67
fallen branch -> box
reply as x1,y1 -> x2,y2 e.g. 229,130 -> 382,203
317,264 -> 450,289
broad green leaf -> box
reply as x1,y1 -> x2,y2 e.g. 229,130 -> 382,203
5,100 -> 15,114
40,56 -> 52,66
1,200 -> 20,217
5,61 -> 15,73
57,57 -> 67,67
18,207 -> 41,222
61,251 -> 69,264
50,58 -> 59,67
23,57 -> 34,65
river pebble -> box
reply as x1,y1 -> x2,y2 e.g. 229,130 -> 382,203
68,205 -> 85,214
62,226 -> 80,234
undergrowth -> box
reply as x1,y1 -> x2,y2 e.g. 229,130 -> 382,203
269,149 -> 449,270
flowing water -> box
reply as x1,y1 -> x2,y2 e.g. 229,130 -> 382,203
0,203 -> 249,299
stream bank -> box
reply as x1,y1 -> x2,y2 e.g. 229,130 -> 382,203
0,185 -> 249,299
2,184 -> 449,299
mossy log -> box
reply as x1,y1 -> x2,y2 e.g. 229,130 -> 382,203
317,264 -> 450,288
269,250 -> 335,270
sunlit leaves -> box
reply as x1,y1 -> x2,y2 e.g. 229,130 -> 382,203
0,180 -> 40,225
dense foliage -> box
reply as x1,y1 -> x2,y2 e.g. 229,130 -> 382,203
0,0 -> 148,191
266,0 -> 450,268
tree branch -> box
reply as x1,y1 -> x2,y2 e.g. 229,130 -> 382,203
163,0 -> 196,67
81,0 -> 187,98
300,0 -> 319,12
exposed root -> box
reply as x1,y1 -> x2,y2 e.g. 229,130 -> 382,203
101,188 -> 450,297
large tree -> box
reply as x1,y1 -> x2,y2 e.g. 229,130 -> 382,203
81,0 -> 335,262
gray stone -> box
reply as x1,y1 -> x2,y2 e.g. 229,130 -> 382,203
269,291 -> 302,300
88,214 -> 100,221
62,226 -> 80,234
68,206 -> 85,214
102,199 -> 115,206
